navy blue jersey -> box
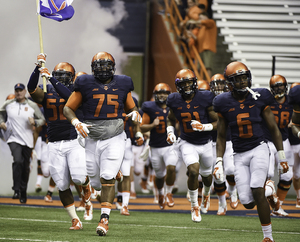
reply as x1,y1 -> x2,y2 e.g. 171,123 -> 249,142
142,101 -> 170,148
40,84 -> 77,142
213,88 -> 273,152
167,90 -> 214,145
262,95 -> 292,141
288,85 -> 300,105
74,74 -> 134,120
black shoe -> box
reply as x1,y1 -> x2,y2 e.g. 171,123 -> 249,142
19,191 -> 27,204
12,191 -> 20,199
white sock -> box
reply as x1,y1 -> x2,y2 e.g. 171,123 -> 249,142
122,192 -> 130,207
189,189 -> 198,207
36,175 -> 43,185
65,204 -> 79,220
262,224 -> 273,241
165,185 -> 173,194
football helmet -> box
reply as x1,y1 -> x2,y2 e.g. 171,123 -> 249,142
269,74 -> 288,99
153,83 -> 171,104
224,61 -> 251,95
197,80 -> 210,91
74,71 -> 87,83
210,74 -> 227,96
91,51 -> 115,82
290,82 -> 300,89
175,69 -> 197,98
52,62 -> 75,87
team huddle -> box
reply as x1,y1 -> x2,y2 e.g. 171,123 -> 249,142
1,52 -> 299,242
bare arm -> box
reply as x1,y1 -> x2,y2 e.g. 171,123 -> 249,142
216,114 -> 228,158
207,106 -> 218,130
291,104 -> 300,138
262,106 -> 283,151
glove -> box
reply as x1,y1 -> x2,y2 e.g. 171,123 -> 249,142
191,120 -> 213,132
126,111 -> 142,123
71,118 -> 91,138
213,157 -> 224,181
139,139 -> 150,161
39,67 -> 52,79
166,126 -> 176,144
277,150 -> 289,174
135,131 -> 144,146
35,53 -> 46,67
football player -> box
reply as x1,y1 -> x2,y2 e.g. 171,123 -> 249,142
213,62 -> 289,242
288,82 -> 300,208
210,74 -> 238,215
63,51 -> 143,236
262,75 -> 294,217
197,80 -> 210,91
27,54 -> 93,230
140,83 -> 178,209
166,69 -> 217,222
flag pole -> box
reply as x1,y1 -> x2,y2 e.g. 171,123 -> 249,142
36,0 -> 47,93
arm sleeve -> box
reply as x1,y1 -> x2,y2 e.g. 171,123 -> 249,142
48,78 -> 72,100
27,66 -> 40,91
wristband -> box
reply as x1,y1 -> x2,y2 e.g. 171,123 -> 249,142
203,123 -> 213,131
71,118 -> 80,127
135,131 -> 143,138
167,126 -> 175,134
277,150 -> 286,160
216,157 -> 223,164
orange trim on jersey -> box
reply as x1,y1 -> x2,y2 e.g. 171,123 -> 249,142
293,109 -> 300,113
124,92 -> 136,112
291,122 -> 300,127
101,202 -> 112,209
263,105 -> 269,111
101,184 -> 115,187
29,87 -> 38,94
217,113 -> 224,118
65,91 -> 82,112
64,202 -> 75,208
141,112 -> 150,125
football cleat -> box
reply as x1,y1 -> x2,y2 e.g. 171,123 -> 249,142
44,194 -> 53,203
296,198 -> 300,208
82,184 -> 91,203
262,238 -> 274,242
96,218 -> 109,236
76,196 -> 85,212
69,218 -> 82,230
191,206 -> 201,222
230,190 -> 239,209
35,184 -> 42,193
217,202 -> 227,216
84,203 -> 93,220
158,195 -> 165,209
271,207 -> 289,217
130,191 -> 136,200
201,192 -> 210,214
265,180 -> 280,211
166,193 -> 175,207
120,205 -> 130,216
140,180 -> 150,194
116,170 -> 123,183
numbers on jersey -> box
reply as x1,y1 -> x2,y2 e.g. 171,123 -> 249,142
237,113 -> 253,138
181,112 -> 201,133
93,94 -> 119,118
46,98 -> 67,121
156,116 -> 166,134
272,110 -> 290,129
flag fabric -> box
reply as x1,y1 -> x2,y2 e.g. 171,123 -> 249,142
38,0 -> 74,22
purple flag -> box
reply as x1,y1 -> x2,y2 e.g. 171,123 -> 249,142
38,0 -> 74,22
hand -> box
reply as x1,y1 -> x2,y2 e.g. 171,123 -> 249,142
213,158 -> 224,181
71,118 -> 91,138
0,122 -> 7,131
35,53 -> 46,67
279,161 -> 289,174
135,131 -> 144,146
191,120 -> 204,131
153,117 -> 160,126
126,111 -> 142,123
167,132 -> 176,144
39,67 -> 52,79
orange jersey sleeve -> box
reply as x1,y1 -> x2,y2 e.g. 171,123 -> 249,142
65,91 -> 82,112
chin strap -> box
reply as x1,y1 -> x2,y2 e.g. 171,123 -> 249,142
246,87 -> 261,100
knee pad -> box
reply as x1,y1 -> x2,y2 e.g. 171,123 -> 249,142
214,181 -> 226,194
278,179 -> 292,191
71,175 -> 86,186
